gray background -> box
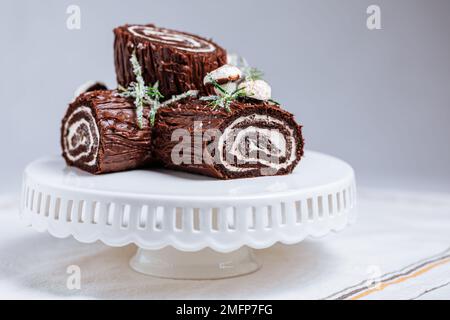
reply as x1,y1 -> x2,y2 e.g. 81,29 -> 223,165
1,0 -> 449,194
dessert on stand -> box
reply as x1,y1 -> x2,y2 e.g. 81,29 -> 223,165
21,24 -> 356,279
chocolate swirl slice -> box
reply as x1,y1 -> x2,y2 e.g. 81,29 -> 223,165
62,105 -> 100,169
128,25 -> 216,53
114,24 -> 227,99
61,90 -> 152,174
153,98 -> 304,179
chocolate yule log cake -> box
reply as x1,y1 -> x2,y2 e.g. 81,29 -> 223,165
152,98 -> 304,179
114,24 -> 227,98
61,23 -> 305,178
61,90 -> 153,174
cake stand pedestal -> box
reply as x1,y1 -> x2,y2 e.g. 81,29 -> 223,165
130,247 -> 260,279
20,151 -> 356,280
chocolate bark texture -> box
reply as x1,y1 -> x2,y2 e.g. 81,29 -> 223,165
114,24 -> 227,99
152,98 -> 304,179
61,90 -> 153,174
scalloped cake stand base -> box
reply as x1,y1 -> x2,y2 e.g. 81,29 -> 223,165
20,150 -> 356,279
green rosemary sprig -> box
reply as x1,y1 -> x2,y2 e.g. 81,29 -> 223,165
160,90 -> 198,107
208,76 -> 228,95
147,99 -> 159,126
118,50 -> 164,128
200,76 -> 245,112
147,82 -> 164,101
244,67 -> 264,81
268,98 -> 280,106
228,53 -> 264,81
145,81 -> 162,126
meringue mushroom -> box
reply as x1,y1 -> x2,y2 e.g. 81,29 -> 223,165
204,64 -> 242,95
238,79 -> 271,101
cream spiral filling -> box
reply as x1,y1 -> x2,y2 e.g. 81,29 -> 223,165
62,106 -> 100,167
128,25 -> 216,53
218,114 -> 297,173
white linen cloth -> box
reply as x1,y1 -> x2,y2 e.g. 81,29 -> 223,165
0,189 -> 449,300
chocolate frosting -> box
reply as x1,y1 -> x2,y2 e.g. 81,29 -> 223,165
61,24 -> 304,178
114,24 -> 227,99
61,90 -> 153,174
61,92 -> 304,178
152,98 -> 304,179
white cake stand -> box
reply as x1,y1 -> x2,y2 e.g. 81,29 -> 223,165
20,150 -> 356,279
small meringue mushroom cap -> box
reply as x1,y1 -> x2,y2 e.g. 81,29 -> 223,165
204,64 -> 243,86
238,79 -> 272,101
214,82 -> 238,96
